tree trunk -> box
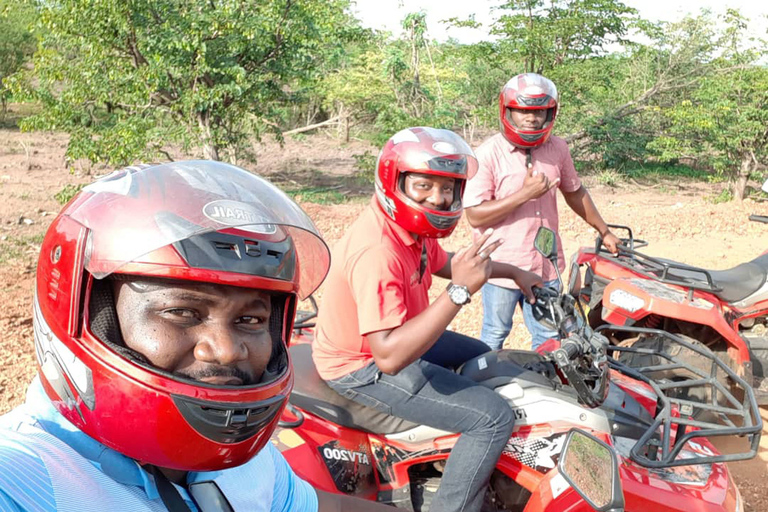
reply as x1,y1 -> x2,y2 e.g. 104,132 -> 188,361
198,111 -> 220,161
732,153 -> 752,201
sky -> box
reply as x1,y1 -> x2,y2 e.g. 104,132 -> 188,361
350,0 -> 768,44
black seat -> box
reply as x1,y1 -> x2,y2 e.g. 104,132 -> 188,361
289,344 -> 557,435
289,344 -> 419,434
657,253 -> 768,303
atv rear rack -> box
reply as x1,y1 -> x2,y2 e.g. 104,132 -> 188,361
592,224 -> 721,296
598,325 -> 762,468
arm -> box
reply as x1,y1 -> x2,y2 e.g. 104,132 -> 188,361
562,186 -> 619,254
316,489 -> 393,511
368,231 -> 499,375
488,261 -> 543,302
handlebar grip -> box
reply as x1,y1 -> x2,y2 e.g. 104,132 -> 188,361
749,214 -> 768,224
562,338 -> 582,359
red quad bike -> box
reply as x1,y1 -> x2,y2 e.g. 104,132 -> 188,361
573,218 -> 768,409
273,227 -> 762,512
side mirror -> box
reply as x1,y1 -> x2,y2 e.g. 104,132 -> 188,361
567,261 -> 581,297
534,226 -> 557,261
559,429 -> 624,512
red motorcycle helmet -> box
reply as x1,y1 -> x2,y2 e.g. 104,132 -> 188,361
499,73 -> 559,149
33,161 -> 330,471
375,127 -> 478,238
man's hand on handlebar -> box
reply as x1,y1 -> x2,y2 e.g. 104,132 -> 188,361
601,230 -> 620,255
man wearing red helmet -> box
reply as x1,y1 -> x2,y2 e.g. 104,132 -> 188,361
0,161 -> 390,511
464,73 -> 620,351
312,127 -> 543,512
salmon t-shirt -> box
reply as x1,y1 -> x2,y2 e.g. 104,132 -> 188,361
312,197 -> 448,380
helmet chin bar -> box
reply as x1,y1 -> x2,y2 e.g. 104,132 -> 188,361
172,393 -> 287,444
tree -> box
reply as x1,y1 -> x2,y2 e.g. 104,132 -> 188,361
11,0 -> 351,164
491,0 -> 637,74
0,0 -> 36,117
647,10 -> 768,200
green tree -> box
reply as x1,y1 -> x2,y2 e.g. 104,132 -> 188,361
647,10 -> 768,200
491,0 -> 637,73
11,0 -> 351,164
0,0 -> 36,117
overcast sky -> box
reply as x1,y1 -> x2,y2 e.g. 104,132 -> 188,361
350,0 -> 767,44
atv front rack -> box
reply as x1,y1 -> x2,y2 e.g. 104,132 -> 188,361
593,224 -> 721,296
598,325 -> 762,468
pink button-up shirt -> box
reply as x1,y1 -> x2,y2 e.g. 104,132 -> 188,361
464,133 -> 582,288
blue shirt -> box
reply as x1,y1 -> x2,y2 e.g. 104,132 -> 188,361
0,378 -> 318,512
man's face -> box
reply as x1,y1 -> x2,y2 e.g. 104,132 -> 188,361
506,107 -> 548,130
113,279 -> 274,386
403,173 -> 456,211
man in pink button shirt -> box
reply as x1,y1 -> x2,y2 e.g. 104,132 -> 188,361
464,73 -> 620,350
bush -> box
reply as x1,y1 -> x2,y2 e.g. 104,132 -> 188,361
54,184 -> 85,205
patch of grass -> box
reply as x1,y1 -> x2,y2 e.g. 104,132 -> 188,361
625,163 -> 710,181
54,184 -> 86,205
595,169 -> 623,187
285,186 -> 347,205
706,188 -> 734,204
0,233 -> 45,264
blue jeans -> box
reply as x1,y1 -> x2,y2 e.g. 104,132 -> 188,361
326,331 -> 515,512
480,279 -> 560,351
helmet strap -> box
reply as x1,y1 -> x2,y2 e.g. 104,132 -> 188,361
148,465 -> 235,512
418,242 -> 427,283
148,465 -> 194,512
526,149 -> 533,169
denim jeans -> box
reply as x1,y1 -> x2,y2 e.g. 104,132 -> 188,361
326,331 -> 515,512
480,279 -> 560,351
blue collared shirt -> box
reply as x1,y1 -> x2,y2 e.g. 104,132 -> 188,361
0,378 -> 318,512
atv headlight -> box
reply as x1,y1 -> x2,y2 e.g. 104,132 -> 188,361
609,289 -> 645,313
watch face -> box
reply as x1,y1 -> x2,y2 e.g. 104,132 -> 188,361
449,285 -> 470,305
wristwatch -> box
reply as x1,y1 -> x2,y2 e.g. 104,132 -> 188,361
446,282 -> 471,306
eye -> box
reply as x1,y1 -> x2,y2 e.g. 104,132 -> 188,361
237,315 -> 268,327
162,308 -> 197,319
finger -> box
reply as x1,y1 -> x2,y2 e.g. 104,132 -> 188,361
548,178 -> 560,191
527,165 -> 535,177
472,228 -> 494,253
477,239 -> 503,260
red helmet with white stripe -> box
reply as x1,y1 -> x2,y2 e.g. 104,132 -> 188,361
375,127 -> 478,238
34,161 -> 330,471
499,73 -> 559,149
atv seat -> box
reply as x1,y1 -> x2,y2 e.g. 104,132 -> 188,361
288,344 -> 554,435
658,252 -> 768,303
289,343 -> 419,434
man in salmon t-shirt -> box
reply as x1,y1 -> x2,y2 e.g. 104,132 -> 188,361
312,127 -> 542,512
464,73 -> 620,351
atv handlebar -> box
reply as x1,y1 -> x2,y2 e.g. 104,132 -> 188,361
532,285 -> 610,408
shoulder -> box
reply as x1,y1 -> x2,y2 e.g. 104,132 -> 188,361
0,428 -> 56,511
475,133 -> 506,157
545,135 -> 571,153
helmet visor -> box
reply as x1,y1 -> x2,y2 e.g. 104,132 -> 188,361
66,161 -> 329,299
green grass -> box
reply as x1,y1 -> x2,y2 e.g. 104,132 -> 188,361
624,163 -> 710,181
0,233 -> 45,264
285,186 -> 348,205
706,188 -> 734,204
54,184 -> 86,205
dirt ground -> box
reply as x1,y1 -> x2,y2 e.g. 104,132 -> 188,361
1,118 -> 767,510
